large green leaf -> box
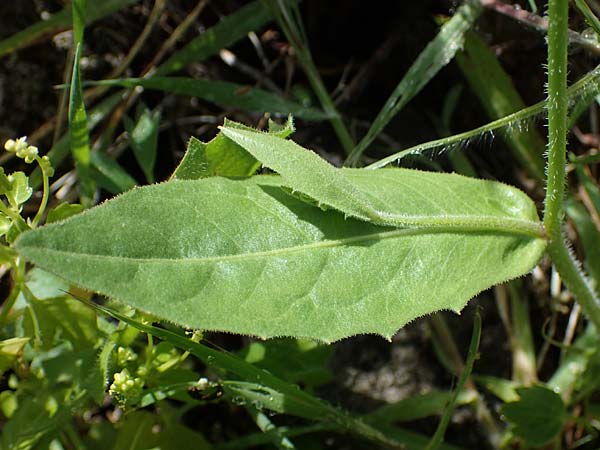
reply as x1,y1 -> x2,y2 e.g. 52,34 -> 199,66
16,169 -> 545,341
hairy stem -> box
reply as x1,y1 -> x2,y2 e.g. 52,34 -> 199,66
545,0 -> 600,329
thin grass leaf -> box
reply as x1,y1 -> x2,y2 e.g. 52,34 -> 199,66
78,300 -> 404,449
425,311 -> 481,450
157,1 -> 272,75
89,152 -> 137,194
263,0 -> 354,154
90,78 -> 328,121
346,0 -> 482,165
363,391 -> 474,425
30,92 -> 124,190
0,0 -> 139,58
69,45 -> 95,204
573,161 -> 600,216
123,106 -> 161,183
455,31 -> 546,181
68,0 -> 95,205
574,0 -> 600,37
367,64 -> 600,169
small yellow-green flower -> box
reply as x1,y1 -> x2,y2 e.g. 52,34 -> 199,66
4,137 -> 38,163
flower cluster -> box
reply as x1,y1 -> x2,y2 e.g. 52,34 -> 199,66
4,137 -> 38,164
109,368 -> 144,406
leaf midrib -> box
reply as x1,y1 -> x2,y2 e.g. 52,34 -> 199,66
19,216 -> 543,265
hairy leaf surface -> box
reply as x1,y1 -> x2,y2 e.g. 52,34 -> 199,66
16,171 -> 545,341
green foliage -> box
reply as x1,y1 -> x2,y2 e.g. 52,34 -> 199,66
501,385 -> 566,447
15,158 -> 545,341
123,105 -> 161,183
4,1 -> 600,448
97,77 -> 329,121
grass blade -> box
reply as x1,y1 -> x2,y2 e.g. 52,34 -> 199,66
0,0 -> 139,58
425,311 -> 481,450
68,0 -> 95,205
157,1 -> 272,75
89,152 -> 137,194
367,64 -> 600,169
81,300 -> 404,449
455,31 -> 546,181
346,0 -> 482,165
89,78 -> 329,120
263,0 -> 355,154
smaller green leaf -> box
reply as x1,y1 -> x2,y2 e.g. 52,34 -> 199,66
268,115 -> 295,138
123,106 -> 161,183
171,120 -> 276,180
172,117 -> 297,181
5,172 -> 32,209
220,124 -> 378,223
6,215 -> 30,244
46,203 -> 85,224
171,137 -> 209,180
501,385 -> 565,447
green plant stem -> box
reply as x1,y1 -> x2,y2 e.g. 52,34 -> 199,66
545,0 -> 600,330
544,0 -> 569,236
0,201 -> 22,224
31,156 -> 51,227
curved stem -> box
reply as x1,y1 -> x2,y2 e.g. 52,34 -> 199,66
31,156 -> 50,227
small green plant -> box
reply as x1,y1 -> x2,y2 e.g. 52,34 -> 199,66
2,0 -> 600,449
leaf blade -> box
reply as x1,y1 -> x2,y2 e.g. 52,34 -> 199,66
16,171 -> 545,341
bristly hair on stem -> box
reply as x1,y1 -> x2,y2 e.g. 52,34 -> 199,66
544,0 -> 600,329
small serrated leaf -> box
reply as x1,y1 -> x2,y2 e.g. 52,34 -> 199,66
502,385 -> 565,447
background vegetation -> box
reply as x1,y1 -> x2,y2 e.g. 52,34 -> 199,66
1,0 -> 600,449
